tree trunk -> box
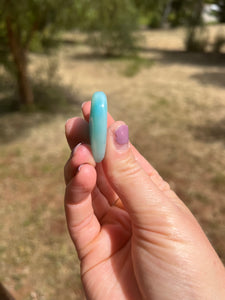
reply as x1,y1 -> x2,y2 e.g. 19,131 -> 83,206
161,0 -> 172,28
16,49 -> 34,107
194,0 -> 204,25
219,1 -> 225,23
6,18 -> 34,107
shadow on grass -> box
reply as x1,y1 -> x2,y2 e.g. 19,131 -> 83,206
70,47 -> 225,82
30,34 -> 85,55
191,118 -> 225,145
71,52 -> 154,77
136,46 -> 225,68
72,45 -> 225,68
0,73 -> 81,144
70,51 -> 135,61
191,71 -> 225,88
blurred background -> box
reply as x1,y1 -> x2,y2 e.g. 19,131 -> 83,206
0,0 -> 225,299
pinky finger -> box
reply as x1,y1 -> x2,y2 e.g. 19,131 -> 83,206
64,164 -> 100,259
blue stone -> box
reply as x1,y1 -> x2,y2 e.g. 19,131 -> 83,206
89,92 -> 108,163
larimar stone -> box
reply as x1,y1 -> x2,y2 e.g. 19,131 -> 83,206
89,92 -> 108,163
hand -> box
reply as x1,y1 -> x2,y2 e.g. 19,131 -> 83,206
64,102 -> 225,300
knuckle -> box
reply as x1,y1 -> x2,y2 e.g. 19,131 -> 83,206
113,154 -> 143,181
150,173 -> 171,192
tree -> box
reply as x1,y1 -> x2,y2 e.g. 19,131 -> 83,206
213,0 -> 225,23
0,0 -> 139,108
80,0 -> 138,56
0,0 -> 89,108
219,0 -> 225,22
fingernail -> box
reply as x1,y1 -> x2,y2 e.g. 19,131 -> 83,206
78,164 -> 84,172
114,125 -> 129,150
81,101 -> 87,109
65,118 -> 73,135
70,142 -> 82,158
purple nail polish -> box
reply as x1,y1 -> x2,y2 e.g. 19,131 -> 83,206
115,125 -> 129,145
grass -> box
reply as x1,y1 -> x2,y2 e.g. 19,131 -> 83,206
0,25 -> 225,299
121,56 -> 154,77
212,172 -> 225,191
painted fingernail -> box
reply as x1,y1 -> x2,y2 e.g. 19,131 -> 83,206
70,142 -> 82,158
114,125 -> 129,150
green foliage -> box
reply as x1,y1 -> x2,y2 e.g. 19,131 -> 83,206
0,0 -> 141,108
211,0 -> 225,23
219,1 -> 225,23
0,0 -> 85,106
0,0 -> 82,52
134,0 -> 203,28
167,0 -> 191,27
122,56 -> 154,77
134,0 -> 168,28
135,0 -> 219,29
0,0 -> 140,58
147,11 -> 163,28
1,0 -> 224,108
85,0 -> 139,56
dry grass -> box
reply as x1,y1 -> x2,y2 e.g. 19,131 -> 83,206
0,25 -> 225,299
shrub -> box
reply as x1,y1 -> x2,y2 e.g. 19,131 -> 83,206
86,0 -> 139,56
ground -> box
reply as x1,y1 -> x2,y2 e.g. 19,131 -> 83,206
0,25 -> 225,300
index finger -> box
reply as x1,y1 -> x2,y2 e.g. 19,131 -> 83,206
65,117 -> 89,150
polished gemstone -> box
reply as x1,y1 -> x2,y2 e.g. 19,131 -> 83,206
89,91 -> 108,163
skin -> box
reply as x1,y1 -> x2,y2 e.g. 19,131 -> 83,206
64,101 -> 225,300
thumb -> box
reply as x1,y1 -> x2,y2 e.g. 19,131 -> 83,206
103,122 -> 175,227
